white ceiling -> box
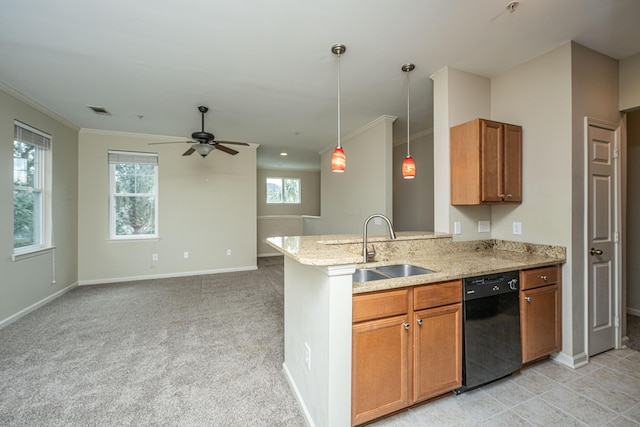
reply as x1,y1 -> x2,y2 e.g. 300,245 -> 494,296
1,0 -> 639,170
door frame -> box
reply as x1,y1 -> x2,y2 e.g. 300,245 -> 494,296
583,116 -> 624,357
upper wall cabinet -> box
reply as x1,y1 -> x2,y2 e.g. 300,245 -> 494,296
450,118 -> 522,205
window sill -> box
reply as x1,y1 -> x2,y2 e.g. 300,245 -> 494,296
107,237 -> 161,243
12,246 -> 55,262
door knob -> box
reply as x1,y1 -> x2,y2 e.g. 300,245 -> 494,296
590,248 -> 603,256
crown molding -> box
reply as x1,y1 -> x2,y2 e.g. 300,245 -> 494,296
0,81 -> 80,131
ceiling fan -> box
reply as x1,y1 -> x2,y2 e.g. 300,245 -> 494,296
150,106 -> 249,157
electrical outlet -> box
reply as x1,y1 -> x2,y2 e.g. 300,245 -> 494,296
183,251 -> 189,259
374,217 -> 382,226
226,249 -> 231,256
454,221 -> 461,235
304,342 -> 311,370
152,253 -> 158,262
478,220 -> 491,233
513,222 -> 522,235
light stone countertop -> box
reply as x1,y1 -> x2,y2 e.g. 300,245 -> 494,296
266,232 -> 566,294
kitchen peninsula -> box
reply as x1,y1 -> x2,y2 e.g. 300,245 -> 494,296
267,232 -> 565,427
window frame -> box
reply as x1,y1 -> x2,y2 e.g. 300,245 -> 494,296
266,177 -> 301,204
13,120 -> 52,258
108,150 -> 159,241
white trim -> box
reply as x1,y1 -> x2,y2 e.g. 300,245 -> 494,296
283,362 -> 316,427
11,245 -> 55,261
583,117 -> 623,356
78,265 -> 257,286
319,115 -> 398,156
0,82 -> 80,131
627,307 -> 640,316
392,127 -> 434,146
258,252 -> 284,258
551,351 -> 588,369
0,282 -> 78,330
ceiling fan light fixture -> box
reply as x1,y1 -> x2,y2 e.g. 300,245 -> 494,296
331,43 -> 347,173
192,143 -> 215,157
402,63 -> 416,179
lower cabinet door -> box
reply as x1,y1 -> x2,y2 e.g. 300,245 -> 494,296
413,303 -> 462,402
352,314 -> 410,426
521,284 -> 561,363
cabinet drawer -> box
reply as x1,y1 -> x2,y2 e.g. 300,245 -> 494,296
413,280 -> 461,311
520,265 -> 559,290
353,289 -> 409,323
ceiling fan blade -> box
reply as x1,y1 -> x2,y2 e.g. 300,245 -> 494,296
216,140 -> 250,146
148,140 -> 192,145
214,144 -> 239,155
182,147 -> 196,156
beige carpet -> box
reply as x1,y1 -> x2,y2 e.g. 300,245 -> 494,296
0,256 -> 305,426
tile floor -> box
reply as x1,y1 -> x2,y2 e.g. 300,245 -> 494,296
370,348 -> 640,426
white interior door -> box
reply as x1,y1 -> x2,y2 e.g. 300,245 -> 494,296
587,120 -> 620,356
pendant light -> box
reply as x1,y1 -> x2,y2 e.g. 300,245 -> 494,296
402,63 -> 416,179
331,43 -> 347,173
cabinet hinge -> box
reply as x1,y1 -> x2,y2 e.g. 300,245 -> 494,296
615,316 -> 620,328
614,232 -> 620,243
614,147 -> 619,159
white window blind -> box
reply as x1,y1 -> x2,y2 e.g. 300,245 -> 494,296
108,151 -> 158,165
14,120 -> 51,150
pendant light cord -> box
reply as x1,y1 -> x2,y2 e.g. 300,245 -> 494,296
337,51 -> 342,149
406,70 -> 410,157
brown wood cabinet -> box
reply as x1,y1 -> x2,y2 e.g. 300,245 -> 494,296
450,118 -> 522,205
520,265 -> 562,363
351,281 -> 462,426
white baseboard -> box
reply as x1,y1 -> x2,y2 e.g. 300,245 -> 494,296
258,252 -> 283,258
0,281 -> 78,330
627,307 -> 640,317
283,362 -> 315,427
551,351 -> 588,369
79,265 -> 257,286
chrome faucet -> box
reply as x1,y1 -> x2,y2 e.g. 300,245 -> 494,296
363,214 -> 396,263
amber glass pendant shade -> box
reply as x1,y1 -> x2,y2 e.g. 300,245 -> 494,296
402,155 -> 416,179
331,146 -> 346,172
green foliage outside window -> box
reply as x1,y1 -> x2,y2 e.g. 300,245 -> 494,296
266,177 -> 300,204
113,163 -> 157,236
13,141 -> 40,248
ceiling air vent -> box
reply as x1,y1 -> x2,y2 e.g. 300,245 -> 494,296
86,105 -> 111,115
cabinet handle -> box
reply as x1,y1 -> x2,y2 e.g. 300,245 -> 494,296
403,323 -> 410,330
506,193 -> 513,199
540,275 -> 548,281
499,194 -> 505,199
416,318 -> 423,326
525,296 -> 531,302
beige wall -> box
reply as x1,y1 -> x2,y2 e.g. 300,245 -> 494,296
0,88 -> 78,324
433,42 -> 623,366
620,53 -> 640,111
431,67 -> 492,239
314,116 -> 396,235
393,129 -> 434,231
257,168 -> 320,217
78,129 -> 257,284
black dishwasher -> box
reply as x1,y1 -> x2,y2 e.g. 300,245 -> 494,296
456,270 -> 522,394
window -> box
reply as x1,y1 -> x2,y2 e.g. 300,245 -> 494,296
266,177 -> 300,204
109,151 -> 158,239
13,121 -> 51,254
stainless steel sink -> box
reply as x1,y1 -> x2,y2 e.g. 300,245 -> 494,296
353,264 -> 435,282
352,268 -> 388,282
375,264 -> 435,278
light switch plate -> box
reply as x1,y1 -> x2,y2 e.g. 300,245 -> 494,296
478,220 -> 491,233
